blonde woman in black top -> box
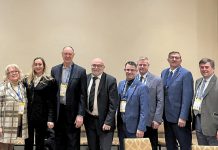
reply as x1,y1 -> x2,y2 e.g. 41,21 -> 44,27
23,57 -> 57,150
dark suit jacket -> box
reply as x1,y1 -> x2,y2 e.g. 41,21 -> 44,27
161,66 -> 194,123
193,75 -> 218,136
85,72 -> 119,133
23,76 -> 57,124
51,63 -> 87,121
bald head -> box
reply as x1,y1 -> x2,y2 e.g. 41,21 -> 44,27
91,58 -> 105,76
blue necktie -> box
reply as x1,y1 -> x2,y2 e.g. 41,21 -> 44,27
197,79 -> 206,98
166,71 -> 173,86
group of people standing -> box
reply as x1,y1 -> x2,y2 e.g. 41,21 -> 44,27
0,47 -> 217,150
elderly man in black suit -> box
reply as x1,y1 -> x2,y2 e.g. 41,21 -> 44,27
51,46 -> 87,150
84,58 -> 119,150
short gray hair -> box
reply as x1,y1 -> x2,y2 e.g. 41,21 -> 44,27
4,64 -> 23,81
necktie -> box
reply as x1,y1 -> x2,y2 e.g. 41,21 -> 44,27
166,71 -> 173,86
198,79 -> 206,98
124,81 -> 131,94
89,77 -> 97,112
194,79 -> 206,115
140,76 -> 144,82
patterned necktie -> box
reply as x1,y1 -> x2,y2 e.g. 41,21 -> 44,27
140,76 -> 144,82
89,77 -> 98,112
198,79 -> 206,98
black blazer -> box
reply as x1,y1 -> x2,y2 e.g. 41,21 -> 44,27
23,76 -> 57,124
51,63 -> 87,121
85,72 -> 119,132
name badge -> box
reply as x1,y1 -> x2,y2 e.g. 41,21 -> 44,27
60,83 -> 68,96
193,98 -> 202,111
18,102 -> 25,115
120,100 -> 126,113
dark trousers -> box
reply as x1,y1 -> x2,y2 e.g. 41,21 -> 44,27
84,114 -> 114,150
25,121 -> 47,150
144,126 -> 158,150
164,120 -> 192,150
55,104 -> 80,150
118,123 -> 136,150
195,115 -> 218,145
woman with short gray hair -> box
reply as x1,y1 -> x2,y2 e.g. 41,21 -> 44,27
0,64 -> 28,150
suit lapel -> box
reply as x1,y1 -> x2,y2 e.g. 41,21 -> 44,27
119,81 -> 125,96
57,64 -> 63,85
168,67 -> 181,86
195,79 -> 202,92
126,79 -> 138,103
98,73 -> 106,95
87,74 -> 92,87
203,75 -> 217,98
146,72 -> 152,87
67,64 -> 76,87
163,69 -> 169,86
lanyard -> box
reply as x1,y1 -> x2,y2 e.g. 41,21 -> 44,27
121,81 -> 132,99
11,83 -> 23,101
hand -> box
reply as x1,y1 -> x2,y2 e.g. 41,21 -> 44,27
0,127 -> 3,137
102,124 -> 111,131
47,122 -> 54,129
152,121 -> 160,129
178,118 -> 186,128
216,131 -> 218,140
136,130 -> 144,138
74,115 -> 83,128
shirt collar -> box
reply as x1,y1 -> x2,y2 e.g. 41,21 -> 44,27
169,67 -> 178,74
92,73 -> 102,80
204,74 -> 214,82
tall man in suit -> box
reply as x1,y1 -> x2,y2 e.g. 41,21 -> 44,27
51,46 -> 87,150
161,51 -> 193,150
117,61 -> 150,150
84,58 -> 119,150
192,58 -> 218,145
137,57 -> 164,150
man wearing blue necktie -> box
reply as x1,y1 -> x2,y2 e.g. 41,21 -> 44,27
192,58 -> 218,145
161,51 -> 194,150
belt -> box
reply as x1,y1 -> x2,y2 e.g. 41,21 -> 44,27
87,112 -> 99,118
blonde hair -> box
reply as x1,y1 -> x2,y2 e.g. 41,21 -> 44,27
4,64 -> 23,81
137,56 -> 150,65
27,57 -> 49,85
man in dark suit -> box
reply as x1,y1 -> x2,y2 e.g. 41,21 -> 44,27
137,57 -> 164,150
51,46 -> 87,150
84,58 -> 119,150
117,61 -> 150,150
192,58 -> 218,145
161,51 -> 193,150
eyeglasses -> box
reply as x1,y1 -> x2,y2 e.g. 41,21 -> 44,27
91,64 -> 103,68
8,71 -> 19,75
